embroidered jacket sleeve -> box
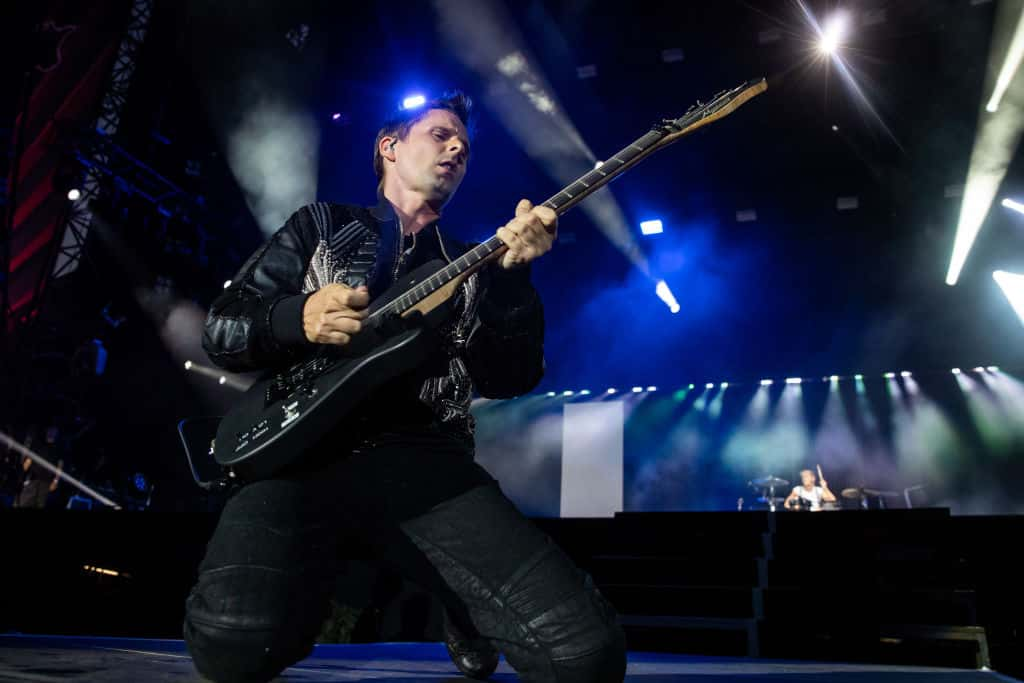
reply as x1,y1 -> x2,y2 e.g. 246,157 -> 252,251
465,263 -> 545,398
202,206 -> 321,372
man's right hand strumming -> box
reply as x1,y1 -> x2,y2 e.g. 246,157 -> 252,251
302,283 -> 369,345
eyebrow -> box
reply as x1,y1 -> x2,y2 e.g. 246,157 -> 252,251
431,126 -> 471,155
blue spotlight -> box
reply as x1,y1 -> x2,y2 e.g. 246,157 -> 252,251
606,388 -> 617,394
760,379 -> 774,386
562,390 -> 574,396
785,377 -> 802,385
579,389 -> 592,395
655,280 -> 681,314
647,386 -> 657,392
401,94 -> 427,110
640,219 -> 663,235
631,386 -> 643,393
705,382 -> 714,389
546,391 -> 556,397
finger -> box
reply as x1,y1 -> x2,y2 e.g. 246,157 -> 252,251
324,331 -> 351,345
322,314 -> 363,335
532,205 -> 558,232
515,198 -> 533,217
326,287 -> 370,311
497,225 -> 528,253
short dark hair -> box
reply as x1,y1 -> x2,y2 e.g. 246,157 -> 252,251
372,90 -> 474,184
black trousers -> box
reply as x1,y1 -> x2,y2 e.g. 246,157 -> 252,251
183,426 -> 626,682
16,480 -> 49,509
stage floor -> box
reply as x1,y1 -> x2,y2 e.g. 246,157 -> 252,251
0,635 -> 1017,682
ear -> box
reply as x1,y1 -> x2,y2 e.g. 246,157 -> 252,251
379,136 -> 398,163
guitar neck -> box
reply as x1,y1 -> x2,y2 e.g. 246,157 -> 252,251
377,78 -> 766,318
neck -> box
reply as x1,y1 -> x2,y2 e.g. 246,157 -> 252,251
382,184 -> 442,236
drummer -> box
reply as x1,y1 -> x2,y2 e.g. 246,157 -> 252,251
783,465 -> 837,511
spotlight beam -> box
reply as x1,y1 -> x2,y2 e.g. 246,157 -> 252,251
986,8 -> 1024,113
947,3 -> 1024,285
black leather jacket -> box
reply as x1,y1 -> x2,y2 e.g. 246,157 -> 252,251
202,198 -> 545,437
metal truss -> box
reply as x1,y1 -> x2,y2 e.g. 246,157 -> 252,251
51,0 -> 153,279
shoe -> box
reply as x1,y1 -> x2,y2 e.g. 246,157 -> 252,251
443,611 -> 499,680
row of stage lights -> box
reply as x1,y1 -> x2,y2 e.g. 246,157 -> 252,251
544,367 -> 1003,398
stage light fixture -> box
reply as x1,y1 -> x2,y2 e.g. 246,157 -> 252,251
819,13 -> 848,55
829,375 -> 839,382
705,382 -> 715,389
973,366 -> 986,372
401,94 -> 426,110
67,188 -> 81,201
562,390 -> 574,396
223,280 -> 232,289
579,389 -> 591,395
655,280 -> 681,313
884,372 -> 896,378
606,388 -> 617,394
184,360 -> 193,370
901,371 -> 912,378
546,391 -> 556,397
760,379 -> 773,386
640,219 -> 663,235
631,386 -> 643,393
988,366 -> 1000,372
994,270 -> 1024,325
218,376 -> 227,385
854,374 -> 864,380
785,377 -> 802,385
720,382 -> 729,389
952,368 -> 962,374
647,386 -> 657,392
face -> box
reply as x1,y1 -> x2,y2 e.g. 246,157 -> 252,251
386,109 -> 470,207
801,470 -> 816,487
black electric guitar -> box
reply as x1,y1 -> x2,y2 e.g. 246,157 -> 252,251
210,78 -> 767,480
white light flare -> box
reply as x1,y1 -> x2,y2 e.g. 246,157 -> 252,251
655,280 -> 681,314
818,13 -> 848,55
1002,197 -> 1024,215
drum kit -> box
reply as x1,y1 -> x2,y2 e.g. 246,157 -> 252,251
746,476 -> 899,511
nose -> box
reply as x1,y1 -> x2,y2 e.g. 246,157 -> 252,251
449,140 -> 466,164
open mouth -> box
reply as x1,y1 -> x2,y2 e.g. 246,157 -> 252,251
437,160 -> 458,176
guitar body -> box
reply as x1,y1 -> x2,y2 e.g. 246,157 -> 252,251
213,259 -> 454,480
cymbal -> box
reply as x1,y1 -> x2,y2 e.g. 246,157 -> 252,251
751,476 -> 789,488
841,487 -> 863,500
863,488 -> 899,497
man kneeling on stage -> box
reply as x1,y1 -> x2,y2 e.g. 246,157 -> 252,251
183,91 -> 626,683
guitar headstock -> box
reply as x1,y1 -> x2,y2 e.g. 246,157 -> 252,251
654,78 -> 767,148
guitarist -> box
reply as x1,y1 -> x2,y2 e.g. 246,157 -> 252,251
184,91 -> 626,683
